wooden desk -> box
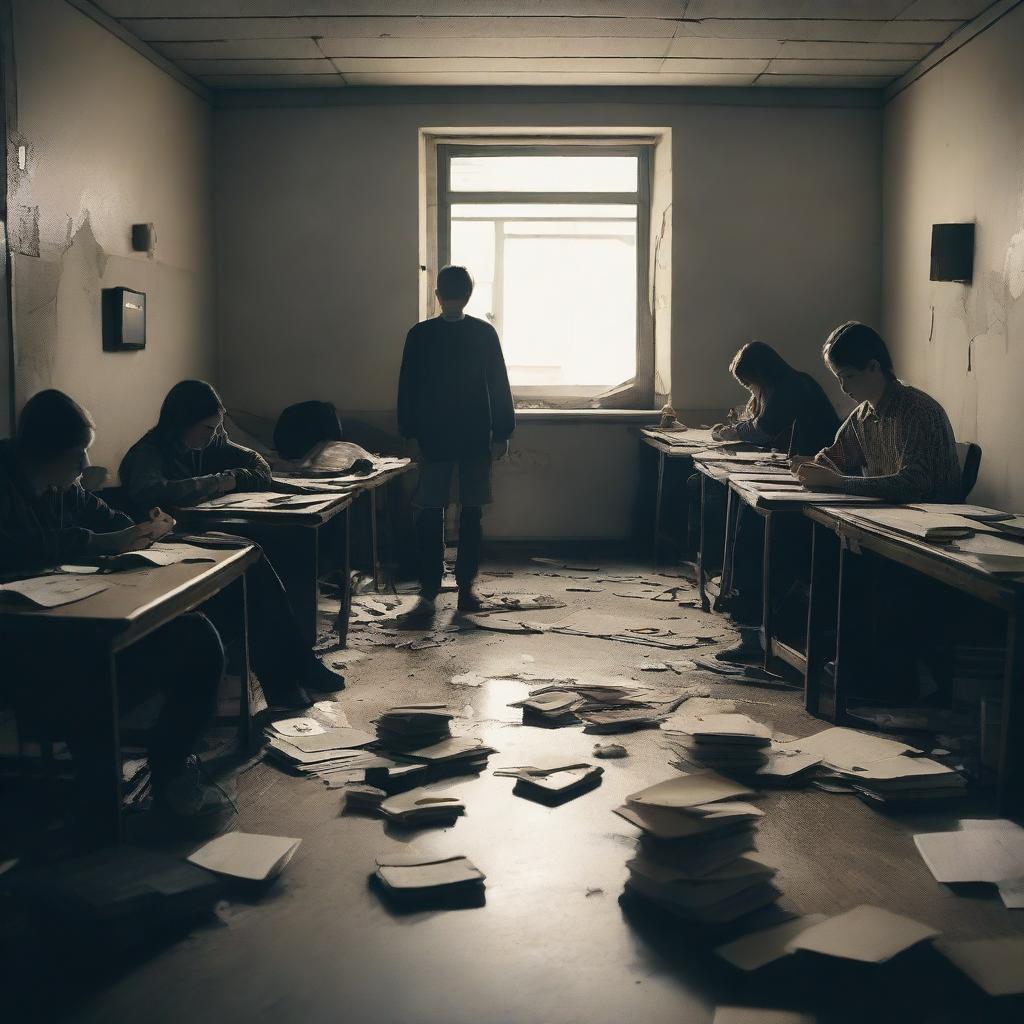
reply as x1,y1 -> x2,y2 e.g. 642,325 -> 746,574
639,431 -> 708,564
345,462 -> 415,592
691,456 -> 737,611
183,493 -> 354,648
0,545 -> 259,841
803,505 -> 1024,814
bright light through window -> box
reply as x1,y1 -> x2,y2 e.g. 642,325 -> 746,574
443,151 -> 645,393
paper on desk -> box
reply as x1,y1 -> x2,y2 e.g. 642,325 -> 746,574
908,504 -> 1012,521
934,937 -> 1024,996
755,491 -> 882,505
785,904 -> 938,963
0,573 -> 108,607
779,727 -> 919,771
96,542 -> 217,569
913,819 -> 1024,884
188,831 -> 301,882
947,533 -> 1024,574
715,914 -> 829,971
198,493 -> 330,511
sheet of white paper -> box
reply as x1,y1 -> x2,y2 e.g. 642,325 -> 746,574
934,937 -> 1024,996
188,831 -> 301,881
913,824 -> 1024,883
0,574 -> 108,607
996,877 -> 1024,909
908,504 -> 1012,521
786,904 -> 938,963
715,914 -> 829,971
270,718 -> 326,737
781,727 -> 918,771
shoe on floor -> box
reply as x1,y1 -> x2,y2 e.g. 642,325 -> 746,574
305,659 -> 345,693
397,595 -> 436,627
154,755 -> 235,836
456,588 -> 485,613
714,629 -> 763,664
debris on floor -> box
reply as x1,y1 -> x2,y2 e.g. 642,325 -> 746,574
372,852 -> 485,908
593,742 -> 628,759
187,832 -> 301,884
494,760 -> 604,805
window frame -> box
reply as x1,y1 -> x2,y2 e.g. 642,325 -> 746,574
437,142 -> 653,409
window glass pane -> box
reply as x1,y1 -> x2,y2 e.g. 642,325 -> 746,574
452,203 -> 635,219
450,155 -> 637,193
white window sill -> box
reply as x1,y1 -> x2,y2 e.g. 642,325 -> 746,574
514,408 -> 662,424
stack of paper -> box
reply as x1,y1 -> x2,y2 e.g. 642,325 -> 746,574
661,713 -> 772,773
402,736 -> 495,777
779,727 -> 964,806
913,819 -> 1024,908
494,760 -> 603,805
848,508 -> 978,541
990,513 -> 1024,538
614,773 -> 780,924
378,789 -> 465,828
510,690 -> 582,726
907,503 -> 1013,522
372,852 -> 485,906
375,703 -> 456,750
187,832 -> 301,883
263,721 -> 380,782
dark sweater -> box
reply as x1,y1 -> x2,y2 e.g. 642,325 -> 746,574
733,371 -> 841,456
0,439 -> 133,572
397,315 -> 516,461
119,427 -> 272,511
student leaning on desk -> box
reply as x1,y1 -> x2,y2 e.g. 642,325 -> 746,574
0,389 -> 234,844
119,378 -> 343,703
791,321 -> 961,504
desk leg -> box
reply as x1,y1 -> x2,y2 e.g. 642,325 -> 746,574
997,608 -> 1024,815
805,523 -> 837,716
832,540 -> 867,724
698,474 -> 709,612
760,510 -> 774,672
717,487 -> 737,610
370,489 -> 381,593
653,451 -> 665,565
237,572 -> 254,755
86,643 -> 123,844
334,506 -> 352,648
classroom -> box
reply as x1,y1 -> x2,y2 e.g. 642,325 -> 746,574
1,2 -> 1023,1022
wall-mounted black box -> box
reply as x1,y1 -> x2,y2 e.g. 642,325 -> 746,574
102,287 -> 146,351
930,223 -> 975,283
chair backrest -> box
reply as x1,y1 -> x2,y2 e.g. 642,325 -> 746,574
956,441 -> 982,501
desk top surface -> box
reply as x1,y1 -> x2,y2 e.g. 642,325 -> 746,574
186,490 -> 354,525
0,544 -> 259,643
806,505 -> 1024,601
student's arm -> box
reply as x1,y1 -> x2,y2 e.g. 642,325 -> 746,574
206,432 -> 273,492
122,441 -> 235,509
812,412 -> 865,476
487,330 -> 516,442
396,330 -> 420,441
734,385 -> 797,448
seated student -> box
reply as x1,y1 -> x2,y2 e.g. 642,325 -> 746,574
688,341 -> 839,611
711,340 -> 841,453
119,380 -> 341,700
0,390 -> 232,837
119,378 -> 273,508
792,321 -> 961,502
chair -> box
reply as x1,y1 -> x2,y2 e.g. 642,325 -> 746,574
956,442 -> 982,501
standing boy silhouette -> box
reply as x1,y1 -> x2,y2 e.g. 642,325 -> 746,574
397,265 -> 515,619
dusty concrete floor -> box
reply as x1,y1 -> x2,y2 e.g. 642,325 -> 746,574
32,559 -> 1024,1023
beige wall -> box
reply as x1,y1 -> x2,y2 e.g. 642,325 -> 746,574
882,4 -> 1024,510
214,90 -> 879,536
7,0 -> 216,474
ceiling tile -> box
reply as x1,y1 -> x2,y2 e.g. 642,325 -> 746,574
660,57 -> 771,74
767,57 -> 916,74
317,37 -> 673,58
156,39 -> 324,60
200,74 -> 345,89
674,18 -> 962,42
98,2 -> 688,16
776,39 -> 933,59
338,71 -> 759,87
755,74 -> 894,88
180,59 -> 334,75
684,1 -> 911,16
327,57 -> 669,74
896,0 -> 993,17
664,37 -> 783,57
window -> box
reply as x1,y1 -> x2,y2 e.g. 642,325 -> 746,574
437,145 -> 652,407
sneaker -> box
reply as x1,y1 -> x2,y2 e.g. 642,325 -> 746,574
456,588 -> 485,613
155,755 -> 235,835
397,595 -> 436,628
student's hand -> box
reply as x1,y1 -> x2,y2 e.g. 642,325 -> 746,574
89,523 -> 161,555
220,470 -> 238,493
491,439 -> 510,462
712,423 -> 738,441
789,455 -> 814,472
794,463 -> 843,490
